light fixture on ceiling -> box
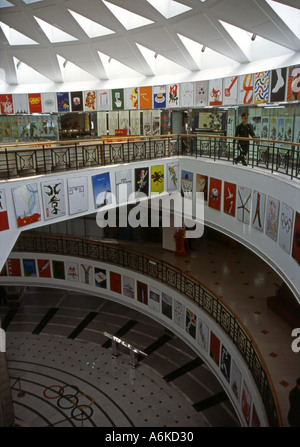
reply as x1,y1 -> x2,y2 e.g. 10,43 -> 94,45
154,52 -> 158,59
16,60 -> 22,69
108,57 -> 112,63
251,34 -> 257,41
201,45 -> 206,53
63,59 -> 68,68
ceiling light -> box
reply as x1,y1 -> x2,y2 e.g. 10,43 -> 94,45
251,34 -> 256,41
154,52 -> 158,59
201,45 -> 206,52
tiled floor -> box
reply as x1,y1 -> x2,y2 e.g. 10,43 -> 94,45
0,230 -> 299,427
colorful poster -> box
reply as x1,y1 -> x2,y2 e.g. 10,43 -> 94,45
174,300 -> 185,328
166,84 -> 179,108
220,345 -> 231,383
292,212 -> 300,265
186,308 -> 196,339
66,262 -> 79,282
70,91 -> 83,112
7,258 -> 21,276
251,191 -> 266,232
137,281 -> 148,305
223,76 -> 238,105
149,286 -> 160,312
162,292 -> 172,319
209,79 -> 223,106
167,162 -> 179,192
84,91 -> 97,111
37,259 -> 51,278
231,360 -> 242,402
196,174 -> 208,202
80,264 -> 93,285
287,66 -> 300,102
153,85 -> 166,109
135,167 -> 149,197
278,203 -> 294,254
12,183 -> 42,227
210,331 -> 220,366
197,318 -> 209,352
241,381 -> 252,426
180,82 -> 194,107
265,196 -> 280,242
28,93 -> 42,113
123,275 -> 134,299
270,68 -> 287,103
237,186 -> 251,224
254,71 -> 270,104
208,177 -> 222,211
151,165 -> 164,194
41,179 -> 66,220
0,189 -> 9,231
194,81 -> 208,107
115,169 -> 132,204
238,74 -> 253,104
223,181 -> 236,217
0,94 -> 13,114
67,176 -> 89,215
57,92 -> 70,112
52,260 -> 65,280
112,88 -> 124,110
13,94 -> 28,114
98,89 -> 111,110
41,93 -> 57,113
23,259 -> 37,277
92,172 -> 112,209
95,267 -> 106,288
139,86 -> 152,109
181,170 -> 193,195
124,87 -> 139,110
110,272 -> 121,293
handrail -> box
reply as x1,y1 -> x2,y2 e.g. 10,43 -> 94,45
0,133 -> 299,181
10,232 -> 283,427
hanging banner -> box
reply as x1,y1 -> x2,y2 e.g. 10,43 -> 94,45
124,87 -> 139,110
13,94 -> 29,114
0,189 -> 9,231
238,74 -> 253,105
57,92 -> 70,112
84,90 -> 97,111
287,65 -> 300,102
98,89 -> 111,110
153,85 -> 166,109
28,93 -> 42,113
194,81 -> 208,107
254,71 -> 270,104
0,94 -> 14,114
139,86 -> 152,109
166,84 -> 180,108
223,76 -> 238,105
270,68 -> 287,103
180,82 -> 194,107
70,91 -> 83,112
112,88 -> 124,110
41,92 -> 57,113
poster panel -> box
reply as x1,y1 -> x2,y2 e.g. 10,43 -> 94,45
167,162 -> 179,192
241,380 -> 252,426
98,89 -> 111,110
41,93 -> 57,113
231,360 -> 242,402
186,308 -> 196,339
66,262 -> 79,282
13,94 -> 28,114
137,281 -> 148,305
196,174 -> 208,202
151,165 -> 164,194
41,179 -> 66,220
123,275 -> 135,299
166,84 -> 180,108
139,86 -> 152,109
115,169 -> 132,204
194,81 -> 208,107
174,300 -> 184,328
110,272 -> 121,293
180,82 -> 194,107
67,176 -> 89,215
7,258 -> 21,276
37,259 -> 51,278
23,259 -> 37,277
254,71 -> 270,104
237,186 -> 252,224
223,76 -> 238,105
84,91 -> 97,111
208,177 -> 222,211
135,167 -> 149,197
153,85 -> 166,109
124,87 -> 139,110
197,318 -> 209,352
95,267 -> 107,288
70,91 -> 83,112
209,79 -> 223,106
238,74 -> 253,104
270,68 -> 287,102
0,94 -> 13,114
287,65 -> 300,102
181,170 -> 193,195
251,191 -> 266,232
112,88 -> 124,111
149,286 -> 160,312
92,172 -> 112,209
52,260 -> 65,280
56,92 -> 70,112
28,93 -> 42,113
162,292 -> 172,319
0,189 -> 9,231
12,183 -> 42,227
220,345 -> 231,383
223,181 -> 236,217
292,211 -> 300,265
265,196 -> 280,242
210,331 -> 220,366
80,264 -> 93,285
278,203 -> 294,254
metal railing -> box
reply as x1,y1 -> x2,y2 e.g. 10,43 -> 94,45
0,134 -> 299,180
11,232 -> 282,427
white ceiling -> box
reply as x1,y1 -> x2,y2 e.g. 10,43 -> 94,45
0,0 -> 299,92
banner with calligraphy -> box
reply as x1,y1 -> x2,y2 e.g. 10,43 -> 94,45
41,178 -> 66,220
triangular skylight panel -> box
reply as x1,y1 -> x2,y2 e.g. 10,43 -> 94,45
0,22 -> 39,45
34,16 -> 78,43
102,0 -> 154,30
136,43 -> 190,76
22,0 -> 45,4
13,57 -> 53,84
0,0 -> 14,8
68,9 -> 115,38
146,0 -> 192,19
265,0 -> 300,39
98,51 -> 142,79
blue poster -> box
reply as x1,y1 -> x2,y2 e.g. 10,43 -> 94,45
57,92 -> 70,112
92,172 -> 112,208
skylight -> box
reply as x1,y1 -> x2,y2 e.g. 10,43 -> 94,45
146,0 -> 192,19
136,43 -> 190,76
265,0 -> 300,39
22,0 -> 45,4
68,9 -> 115,38
57,54 -> 99,82
0,0 -> 14,7
13,57 -> 53,84
34,16 -> 78,43
102,0 -> 154,30
0,21 -> 39,45
98,51 -> 143,79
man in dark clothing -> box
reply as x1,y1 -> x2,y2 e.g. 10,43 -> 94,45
288,377 -> 300,427
234,112 -> 257,166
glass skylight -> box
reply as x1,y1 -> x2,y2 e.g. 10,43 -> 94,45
13,57 -> 53,84
146,0 -> 192,19
102,0 -> 154,30
265,0 -> 300,39
34,16 -> 78,43
22,0 -> 45,4
68,9 -> 115,38
0,0 -> 14,7
0,21 -> 39,45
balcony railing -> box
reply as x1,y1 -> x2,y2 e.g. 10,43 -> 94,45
11,232 -> 282,427
0,134 -> 299,180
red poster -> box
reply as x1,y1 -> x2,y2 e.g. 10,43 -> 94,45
0,94 -> 13,114
137,281 -> 148,304
110,272 -> 121,293
37,259 -> 51,278
139,86 -> 152,109
292,212 -> 300,265
223,181 -> 236,217
0,211 -> 9,231
208,178 -> 222,211
28,93 -> 42,113
210,331 -> 220,366
7,259 -> 21,276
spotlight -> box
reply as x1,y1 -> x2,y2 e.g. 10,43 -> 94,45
63,59 -> 68,68
251,34 -> 256,41
201,45 -> 206,53
154,52 -> 158,59
108,57 -> 112,63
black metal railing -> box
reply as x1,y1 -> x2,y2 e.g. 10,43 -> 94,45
1,134 -> 299,180
11,232 -> 282,427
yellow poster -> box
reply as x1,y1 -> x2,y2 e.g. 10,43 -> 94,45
151,165 -> 164,194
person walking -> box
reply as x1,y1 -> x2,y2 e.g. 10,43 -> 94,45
234,112 -> 257,166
